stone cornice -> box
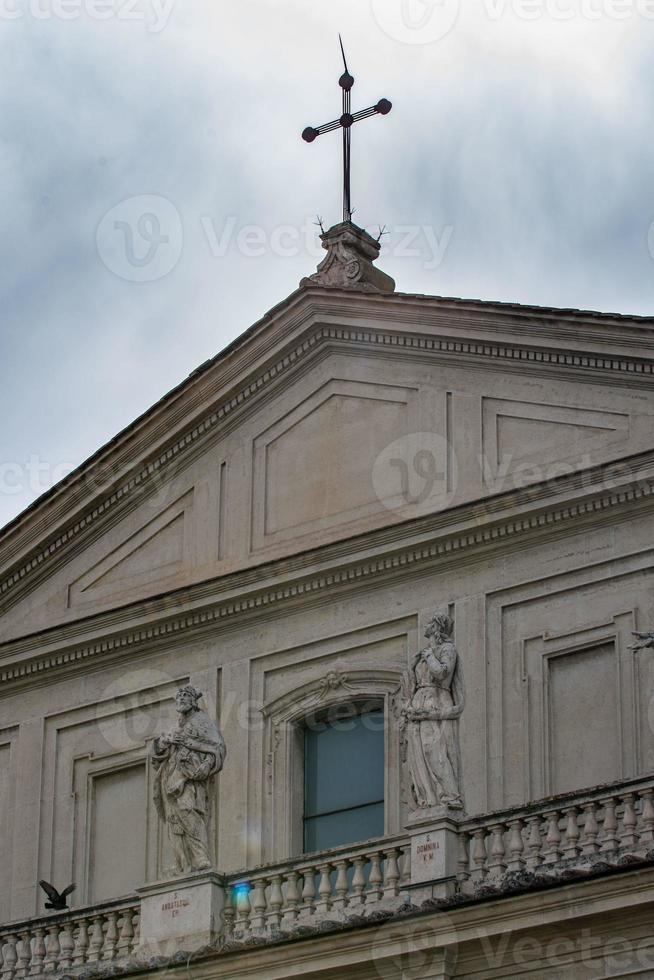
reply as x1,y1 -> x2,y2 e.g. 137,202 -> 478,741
2,450 -> 654,691
1,313 -> 653,616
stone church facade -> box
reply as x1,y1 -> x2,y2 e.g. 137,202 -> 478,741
1,224 -> 654,978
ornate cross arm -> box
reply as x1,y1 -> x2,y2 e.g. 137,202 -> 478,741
301,37 -> 392,223
302,99 -> 392,143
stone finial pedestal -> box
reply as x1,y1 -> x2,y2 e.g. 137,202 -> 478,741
301,221 -> 395,293
406,807 -> 463,903
136,870 -> 226,957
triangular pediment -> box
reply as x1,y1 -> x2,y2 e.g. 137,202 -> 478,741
68,492 -> 191,608
0,284 -> 652,643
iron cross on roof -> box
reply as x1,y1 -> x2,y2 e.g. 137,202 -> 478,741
302,37 -> 392,224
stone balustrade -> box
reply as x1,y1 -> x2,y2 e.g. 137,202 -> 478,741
3,775 -> 654,972
456,774 -> 654,893
223,834 -> 411,941
0,899 -> 140,980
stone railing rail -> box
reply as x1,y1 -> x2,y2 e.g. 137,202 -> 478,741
456,773 -> 654,892
0,896 -> 140,980
223,833 -> 411,940
3,775 -> 654,972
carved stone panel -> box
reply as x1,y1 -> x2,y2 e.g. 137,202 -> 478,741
251,379 -> 419,549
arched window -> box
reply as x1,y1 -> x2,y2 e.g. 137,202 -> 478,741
303,705 -> 385,852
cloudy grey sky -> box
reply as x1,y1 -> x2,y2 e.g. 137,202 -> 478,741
1,0 -> 652,529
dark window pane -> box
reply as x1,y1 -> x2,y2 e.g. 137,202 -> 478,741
303,709 -> 385,852
304,710 -> 384,817
304,802 -> 384,853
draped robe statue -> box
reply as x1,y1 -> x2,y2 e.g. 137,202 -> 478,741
151,686 -> 226,875
401,613 -> 465,813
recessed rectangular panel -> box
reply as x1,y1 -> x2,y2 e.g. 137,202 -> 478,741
265,393 -> 409,534
89,765 -> 147,902
549,643 -> 619,794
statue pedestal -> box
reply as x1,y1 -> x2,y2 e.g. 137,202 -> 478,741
136,870 -> 226,957
406,807 -> 463,903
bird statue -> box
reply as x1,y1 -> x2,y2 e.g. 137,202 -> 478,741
629,631 -> 654,651
39,880 -> 76,911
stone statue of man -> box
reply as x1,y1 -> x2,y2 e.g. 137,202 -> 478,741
151,685 -> 226,875
400,612 -> 465,813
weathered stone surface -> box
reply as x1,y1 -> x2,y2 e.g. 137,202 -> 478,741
136,871 -> 226,957
300,221 -> 395,293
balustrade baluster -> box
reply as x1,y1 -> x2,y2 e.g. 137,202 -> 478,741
316,864 -> 333,917
350,857 -> 367,907
234,883 -> 252,936
43,925 -> 60,974
399,845 -> 411,886
18,933 -> 32,979
639,789 -> 654,846
383,849 -> 401,897
267,875 -> 284,931
620,793 -> 639,850
71,919 -> 89,968
119,909 -> 136,958
15,933 -> 31,979
300,868 -> 316,918
222,886 -> 236,940
59,923 -> 74,971
580,802 -> 600,856
367,852 -> 383,903
102,911 -> 118,962
506,819 -> 525,872
543,811 -> 562,864
87,916 -> 104,963
471,828 -> 488,881
600,797 -> 619,853
487,824 -> 507,878
457,833 -> 470,882
30,929 -> 46,976
329,861 -> 348,912
281,871 -> 301,927
1,935 -> 18,980
561,806 -> 580,859
250,879 -> 268,933
525,816 -> 543,871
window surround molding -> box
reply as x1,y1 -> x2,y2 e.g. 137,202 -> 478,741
261,668 -> 402,862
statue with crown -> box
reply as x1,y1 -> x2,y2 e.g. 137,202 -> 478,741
151,685 -> 226,875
